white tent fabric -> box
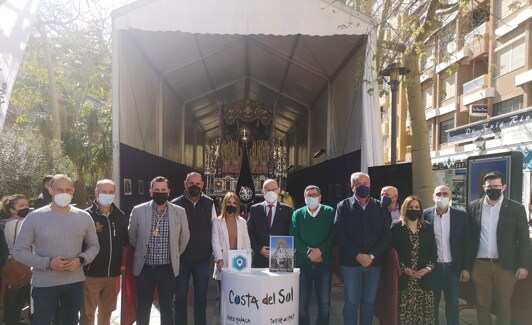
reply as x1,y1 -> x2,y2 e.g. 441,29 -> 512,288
112,0 -> 383,187
0,0 -> 41,132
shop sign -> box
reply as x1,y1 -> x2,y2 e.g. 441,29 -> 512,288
432,158 -> 467,170
447,108 -> 532,144
469,104 -> 488,117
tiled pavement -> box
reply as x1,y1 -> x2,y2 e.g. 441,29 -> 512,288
106,273 -> 480,325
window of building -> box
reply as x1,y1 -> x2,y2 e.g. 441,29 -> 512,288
423,87 -> 433,109
423,46 -> 435,70
440,74 -> 456,101
493,96 -> 523,116
439,118 -> 454,144
496,0 -> 522,20
495,38 -> 525,76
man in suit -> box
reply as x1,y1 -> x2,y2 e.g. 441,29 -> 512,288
248,179 -> 293,268
467,171 -> 531,325
128,176 -> 190,325
424,185 -> 472,325
334,172 -> 391,325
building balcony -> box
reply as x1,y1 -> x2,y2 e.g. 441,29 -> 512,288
463,22 -> 489,60
461,74 -> 495,106
515,68 -> 532,86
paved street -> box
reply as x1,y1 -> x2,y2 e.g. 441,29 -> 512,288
106,273 -> 480,324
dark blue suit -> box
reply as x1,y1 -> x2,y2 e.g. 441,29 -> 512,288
424,206 -> 472,325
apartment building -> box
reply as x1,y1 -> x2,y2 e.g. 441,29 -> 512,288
380,0 -> 532,210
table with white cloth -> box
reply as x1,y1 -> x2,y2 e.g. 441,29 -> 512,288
220,268 -> 299,325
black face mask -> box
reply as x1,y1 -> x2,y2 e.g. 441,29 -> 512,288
226,205 -> 237,215
187,185 -> 202,197
152,192 -> 168,206
16,208 -> 30,218
406,210 -> 421,221
381,196 -> 392,208
486,188 -> 502,201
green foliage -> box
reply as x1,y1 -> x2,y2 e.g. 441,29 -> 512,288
0,128 -> 77,201
7,3 -> 113,195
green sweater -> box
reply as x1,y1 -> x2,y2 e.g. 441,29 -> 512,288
289,204 -> 335,265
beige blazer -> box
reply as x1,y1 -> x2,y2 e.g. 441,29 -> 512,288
211,215 -> 251,280
128,201 -> 190,276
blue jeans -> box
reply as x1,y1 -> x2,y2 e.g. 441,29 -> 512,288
433,263 -> 461,325
136,264 -> 176,325
32,282 -> 83,325
174,258 -> 211,325
299,261 -> 332,325
340,265 -> 381,325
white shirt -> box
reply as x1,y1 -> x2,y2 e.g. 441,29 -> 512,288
307,204 -> 322,217
477,196 -> 503,258
4,218 -> 24,255
433,208 -> 452,263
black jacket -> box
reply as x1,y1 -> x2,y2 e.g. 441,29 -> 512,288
424,206 -> 473,275
333,196 -> 391,267
84,202 -> 129,277
467,197 -> 532,271
247,201 -> 293,268
391,222 -> 437,291
172,194 -> 214,262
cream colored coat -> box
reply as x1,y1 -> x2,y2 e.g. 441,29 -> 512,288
211,215 -> 251,280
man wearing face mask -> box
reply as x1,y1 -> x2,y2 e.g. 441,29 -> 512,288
289,185 -> 335,325
171,172 -> 216,325
13,174 -> 100,325
467,171 -> 532,325
129,176 -> 190,325
248,179 -> 293,268
380,186 -> 400,225
333,172 -> 391,325
423,185 -> 472,325
81,179 -> 129,325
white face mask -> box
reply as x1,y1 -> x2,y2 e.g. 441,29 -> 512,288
98,194 -> 115,207
54,193 -> 72,207
264,191 -> 278,204
436,197 -> 450,209
305,197 -> 320,209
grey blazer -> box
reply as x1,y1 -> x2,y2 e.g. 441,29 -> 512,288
128,201 -> 190,276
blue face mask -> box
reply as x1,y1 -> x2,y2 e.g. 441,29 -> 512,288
381,195 -> 392,208
355,185 -> 370,198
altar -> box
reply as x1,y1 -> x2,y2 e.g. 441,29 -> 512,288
204,99 -> 288,196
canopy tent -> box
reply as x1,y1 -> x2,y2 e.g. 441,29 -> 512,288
112,0 -> 383,199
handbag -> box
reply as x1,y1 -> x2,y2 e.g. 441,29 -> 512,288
1,220 -> 32,290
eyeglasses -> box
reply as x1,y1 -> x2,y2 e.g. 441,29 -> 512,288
305,194 -> 320,198
484,185 -> 503,190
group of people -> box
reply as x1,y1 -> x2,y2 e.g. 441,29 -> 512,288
0,169 -> 530,325
342,171 -> 532,324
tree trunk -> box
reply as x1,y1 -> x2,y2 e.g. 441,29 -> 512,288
404,53 -> 435,206
37,17 -> 61,141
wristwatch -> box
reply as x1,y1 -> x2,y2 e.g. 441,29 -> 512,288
369,254 -> 375,260
78,256 -> 85,265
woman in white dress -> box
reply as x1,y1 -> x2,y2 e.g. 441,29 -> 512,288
211,192 -> 251,282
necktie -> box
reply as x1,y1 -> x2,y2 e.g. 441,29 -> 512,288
267,205 -> 273,228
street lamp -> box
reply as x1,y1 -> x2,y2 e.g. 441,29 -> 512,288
379,62 -> 410,165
